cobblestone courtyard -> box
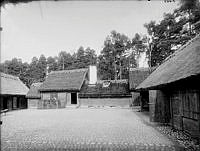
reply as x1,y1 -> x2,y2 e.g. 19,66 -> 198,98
1,108 -> 178,150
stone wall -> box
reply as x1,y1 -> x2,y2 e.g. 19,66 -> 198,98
79,98 -> 131,107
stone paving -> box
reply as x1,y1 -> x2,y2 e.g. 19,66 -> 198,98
1,108 -> 178,150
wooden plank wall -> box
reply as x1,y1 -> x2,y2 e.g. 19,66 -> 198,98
149,90 -> 170,123
170,89 -> 200,134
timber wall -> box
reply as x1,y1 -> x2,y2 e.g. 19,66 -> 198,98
149,90 -> 170,123
28,99 -> 39,109
38,92 -> 79,109
149,88 -> 200,135
170,89 -> 200,134
39,92 -> 68,109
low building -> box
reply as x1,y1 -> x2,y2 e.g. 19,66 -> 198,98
26,82 -> 42,108
0,72 -> 29,111
136,35 -> 200,135
38,68 -> 88,109
79,80 -> 131,107
129,68 -> 151,110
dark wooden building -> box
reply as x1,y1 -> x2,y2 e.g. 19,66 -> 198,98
136,35 -> 200,135
129,68 -> 151,110
26,82 -> 42,109
0,72 -> 29,111
38,68 -> 88,109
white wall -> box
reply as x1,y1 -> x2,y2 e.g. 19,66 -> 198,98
138,52 -> 149,68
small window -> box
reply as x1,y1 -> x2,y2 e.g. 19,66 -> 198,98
103,81 -> 110,88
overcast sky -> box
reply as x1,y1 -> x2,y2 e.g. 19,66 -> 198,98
1,1 -> 179,63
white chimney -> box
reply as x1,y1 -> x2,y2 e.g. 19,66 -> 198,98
89,65 -> 97,85
138,52 -> 149,68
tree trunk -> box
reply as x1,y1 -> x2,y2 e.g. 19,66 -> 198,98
114,58 -> 117,80
119,60 -> 122,80
188,9 -> 192,35
62,58 -> 64,70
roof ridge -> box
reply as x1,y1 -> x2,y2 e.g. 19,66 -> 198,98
49,68 -> 88,74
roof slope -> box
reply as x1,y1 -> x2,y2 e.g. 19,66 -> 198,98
39,68 -> 88,92
0,72 -> 29,95
137,35 -> 200,90
129,68 -> 151,90
26,82 -> 42,98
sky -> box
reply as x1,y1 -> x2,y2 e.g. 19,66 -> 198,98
1,1 -> 179,63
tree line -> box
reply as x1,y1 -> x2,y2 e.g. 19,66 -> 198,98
1,0 -> 199,87
0,47 -> 97,87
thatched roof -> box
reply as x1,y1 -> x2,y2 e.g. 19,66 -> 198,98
39,68 -> 88,92
137,34 -> 200,90
0,72 -> 29,95
129,67 -> 151,91
79,80 -> 130,98
26,82 -> 42,99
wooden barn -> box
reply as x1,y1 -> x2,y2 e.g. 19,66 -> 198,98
136,35 -> 200,136
0,72 -> 29,111
38,68 -> 88,109
26,82 -> 42,108
129,68 -> 151,111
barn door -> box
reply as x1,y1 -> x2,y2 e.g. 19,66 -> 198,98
71,93 -> 77,104
170,92 -> 183,130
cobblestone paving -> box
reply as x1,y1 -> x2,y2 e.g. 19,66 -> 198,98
1,108 -> 177,150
